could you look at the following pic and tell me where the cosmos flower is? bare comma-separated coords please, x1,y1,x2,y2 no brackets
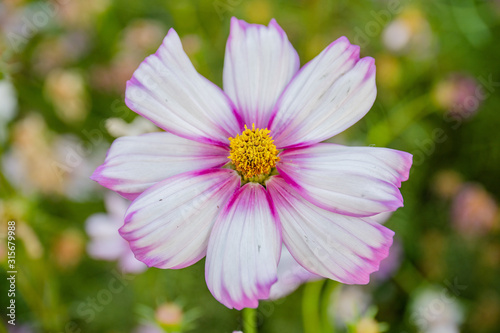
91,18,412,309
85,192,147,274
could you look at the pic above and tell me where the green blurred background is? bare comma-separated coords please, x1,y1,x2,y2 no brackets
1,0,500,332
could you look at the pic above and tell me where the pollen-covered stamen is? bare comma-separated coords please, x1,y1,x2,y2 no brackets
228,124,280,180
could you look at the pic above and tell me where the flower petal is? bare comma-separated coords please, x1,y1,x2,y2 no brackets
269,37,376,148
277,143,412,217
223,18,299,128
120,169,240,269
125,29,242,146
269,246,321,300
267,176,394,284
205,183,281,310
91,132,230,200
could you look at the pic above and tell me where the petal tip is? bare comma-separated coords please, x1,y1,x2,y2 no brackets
268,18,283,32
89,165,103,183
360,56,376,78
165,27,180,40
230,17,247,32
337,35,350,44
90,164,114,189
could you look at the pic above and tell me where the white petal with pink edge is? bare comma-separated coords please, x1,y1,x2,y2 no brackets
119,169,240,269
125,29,242,146
205,183,281,310
277,143,412,217
90,132,230,200
223,18,299,128
269,37,376,148
267,176,394,285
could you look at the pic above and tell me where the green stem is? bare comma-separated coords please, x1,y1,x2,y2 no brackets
242,307,257,333
321,280,339,333
302,280,324,333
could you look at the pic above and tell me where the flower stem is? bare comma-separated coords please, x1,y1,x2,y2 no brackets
321,280,339,333
242,307,257,333
302,280,324,333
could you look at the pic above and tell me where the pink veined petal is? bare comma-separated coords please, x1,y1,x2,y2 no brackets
267,176,395,285
268,37,376,149
120,169,240,269
223,17,300,128
277,143,413,217
90,132,230,200
205,183,281,310
269,245,321,300
125,28,242,146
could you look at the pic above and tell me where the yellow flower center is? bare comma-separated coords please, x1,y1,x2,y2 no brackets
228,124,280,181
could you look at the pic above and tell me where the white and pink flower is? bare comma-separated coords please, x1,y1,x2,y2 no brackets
91,18,412,309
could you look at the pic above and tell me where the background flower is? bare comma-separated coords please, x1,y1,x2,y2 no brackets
85,192,147,274
0,79,17,143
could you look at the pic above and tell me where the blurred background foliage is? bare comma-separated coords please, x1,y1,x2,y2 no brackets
1,0,500,332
